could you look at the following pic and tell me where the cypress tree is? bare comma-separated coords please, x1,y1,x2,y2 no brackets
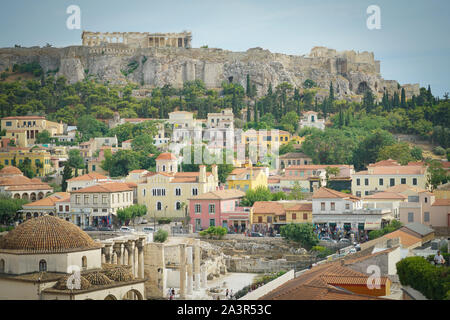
400,88,406,108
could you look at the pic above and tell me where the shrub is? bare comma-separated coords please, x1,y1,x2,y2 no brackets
396,256,450,300
158,218,172,225
199,226,227,239
154,229,168,243
433,146,446,156
311,245,334,258
368,220,402,240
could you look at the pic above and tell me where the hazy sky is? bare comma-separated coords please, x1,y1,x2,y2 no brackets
1,0,449,96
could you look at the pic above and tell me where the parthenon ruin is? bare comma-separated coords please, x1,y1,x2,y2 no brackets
81,31,192,48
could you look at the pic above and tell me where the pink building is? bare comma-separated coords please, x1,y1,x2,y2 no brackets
189,189,251,232
399,189,450,227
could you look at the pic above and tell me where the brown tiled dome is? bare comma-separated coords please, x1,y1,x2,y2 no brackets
54,275,91,290
0,166,23,176
0,215,102,253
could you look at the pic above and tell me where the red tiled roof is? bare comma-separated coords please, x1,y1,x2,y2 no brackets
252,201,285,215
71,182,132,193
312,187,360,201
432,199,450,206
156,153,177,160
66,173,108,182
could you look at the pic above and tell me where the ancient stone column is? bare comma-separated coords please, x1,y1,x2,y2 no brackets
137,237,145,279
179,244,186,299
186,247,193,295
194,239,201,290
126,240,135,276
201,264,207,289
104,243,113,264
113,241,124,265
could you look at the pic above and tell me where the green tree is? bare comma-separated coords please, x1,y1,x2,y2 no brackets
18,158,34,178
280,223,319,249
67,149,85,170
288,181,305,200
240,186,273,207
61,164,73,192
35,130,52,144
0,193,28,224
154,229,169,243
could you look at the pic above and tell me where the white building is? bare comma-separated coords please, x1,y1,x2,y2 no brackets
312,187,393,233
299,111,325,130
0,215,145,300
67,172,110,191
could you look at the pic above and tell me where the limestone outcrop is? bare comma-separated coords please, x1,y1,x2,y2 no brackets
0,45,420,100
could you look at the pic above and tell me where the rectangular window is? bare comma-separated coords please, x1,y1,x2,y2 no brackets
345,204,350,210
408,212,414,223
365,178,369,186
401,178,406,184
209,219,215,227
303,213,308,220
93,195,98,204
195,204,201,213
192,188,198,196
292,213,296,220
258,216,263,223
59,205,63,212
209,204,215,214
424,212,430,222
5,121,11,126
102,195,107,204
425,197,428,203
365,191,369,196
379,178,383,186
413,178,417,186
390,178,395,186
84,195,89,204
76,196,80,204
356,178,360,186
356,191,361,197
65,205,69,212
321,202,325,211
331,202,335,211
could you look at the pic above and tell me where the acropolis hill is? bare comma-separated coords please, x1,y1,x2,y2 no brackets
0,31,419,100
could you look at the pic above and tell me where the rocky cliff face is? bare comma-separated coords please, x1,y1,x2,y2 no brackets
0,45,419,100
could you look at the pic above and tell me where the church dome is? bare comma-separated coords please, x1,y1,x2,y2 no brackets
0,215,102,254
0,166,23,176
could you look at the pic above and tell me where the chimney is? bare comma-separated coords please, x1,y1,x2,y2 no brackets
212,164,218,182
199,165,206,183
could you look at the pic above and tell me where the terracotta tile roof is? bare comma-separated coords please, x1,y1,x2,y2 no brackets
67,173,108,182
286,164,353,170
0,215,102,254
312,187,360,201
156,152,177,160
0,166,23,175
279,152,311,159
1,116,46,120
284,203,312,211
71,182,132,193
252,201,285,216
129,169,147,173
383,185,429,194
259,261,387,300
369,159,400,167
125,182,138,188
432,199,450,206
369,166,426,175
383,230,422,248
364,192,407,200
23,192,70,207
189,189,245,200
322,275,388,286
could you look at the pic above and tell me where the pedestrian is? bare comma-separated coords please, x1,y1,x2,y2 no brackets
172,288,176,297
230,289,233,300
226,288,229,298
434,251,446,266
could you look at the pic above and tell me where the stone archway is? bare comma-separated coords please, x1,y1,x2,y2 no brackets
30,193,36,201
33,212,39,218
46,192,52,197
104,294,117,300
14,193,21,199
122,289,143,300
38,192,44,200
22,193,29,200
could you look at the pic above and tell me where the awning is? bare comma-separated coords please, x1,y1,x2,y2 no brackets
364,219,381,230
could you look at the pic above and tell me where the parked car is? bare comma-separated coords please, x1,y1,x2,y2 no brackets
251,232,264,237
98,226,114,232
142,227,154,233
274,234,282,238
119,226,135,232
83,226,97,231
140,219,148,225
339,238,352,244
321,237,337,243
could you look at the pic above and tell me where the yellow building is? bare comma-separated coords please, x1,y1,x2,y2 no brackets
285,202,313,223
1,116,63,147
352,160,428,198
226,166,268,191
241,129,291,149
0,148,53,176
136,153,219,218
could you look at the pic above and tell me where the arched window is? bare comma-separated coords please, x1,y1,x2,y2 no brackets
176,202,181,210
39,259,47,272
0,259,5,273
157,202,162,211
82,256,87,269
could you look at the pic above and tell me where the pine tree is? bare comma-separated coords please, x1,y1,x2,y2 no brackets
329,81,335,102
246,74,251,97
246,102,251,122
